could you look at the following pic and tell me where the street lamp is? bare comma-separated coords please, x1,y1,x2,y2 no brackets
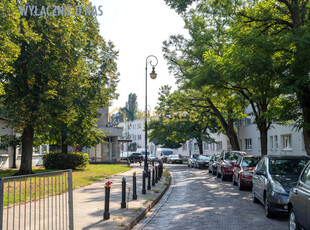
144,55,158,173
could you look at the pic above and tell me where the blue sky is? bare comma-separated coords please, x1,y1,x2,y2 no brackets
91,0,187,113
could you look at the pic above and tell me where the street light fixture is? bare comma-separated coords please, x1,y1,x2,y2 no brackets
144,55,158,173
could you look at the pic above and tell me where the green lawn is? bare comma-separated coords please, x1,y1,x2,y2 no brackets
0,164,132,206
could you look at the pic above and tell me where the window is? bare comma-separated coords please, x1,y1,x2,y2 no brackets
258,137,261,150
42,145,48,154
245,139,252,150
194,143,199,151
216,142,222,151
203,142,209,151
182,143,188,151
239,139,243,150
282,134,292,150
138,135,141,140
274,135,278,150
210,143,215,151
270,136,274,150
246,118,251,125
33,146,40,154
137,123,141,129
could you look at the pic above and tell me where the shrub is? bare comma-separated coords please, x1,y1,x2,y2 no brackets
43,151,89,170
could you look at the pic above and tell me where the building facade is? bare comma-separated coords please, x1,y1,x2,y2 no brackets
119,110,307,158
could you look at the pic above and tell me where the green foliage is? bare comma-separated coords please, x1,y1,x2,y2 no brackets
148,86,219,151
43,152,89,170
0,0,120,172
0,135,21,149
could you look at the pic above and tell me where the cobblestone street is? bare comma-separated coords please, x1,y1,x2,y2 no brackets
134,164,288,230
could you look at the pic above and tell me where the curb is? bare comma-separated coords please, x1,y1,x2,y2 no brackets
125,169,172,230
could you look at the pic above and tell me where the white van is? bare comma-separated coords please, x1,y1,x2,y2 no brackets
156,148,174,163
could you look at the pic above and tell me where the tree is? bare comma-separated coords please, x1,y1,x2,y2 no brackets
0,134,21,168
148,86,219,154
162,15,244,150
0,0,119,174
125,93,138,121
234,0,310,155
163,0,284,155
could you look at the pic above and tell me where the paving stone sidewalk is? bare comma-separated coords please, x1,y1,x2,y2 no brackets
73,163,170,230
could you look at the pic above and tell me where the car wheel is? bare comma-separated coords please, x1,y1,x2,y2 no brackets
198,165,201,169
208,168,212,174
289,208,300,230
212,168,216,175
221,169,226,181
264,194,274,218
238,177,244,190
232,175,237,185
188,164,190,167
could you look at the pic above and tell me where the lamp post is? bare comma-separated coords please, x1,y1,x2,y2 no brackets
144,55,158,173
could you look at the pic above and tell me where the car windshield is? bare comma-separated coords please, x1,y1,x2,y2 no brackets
269,159,308,175
163,151,173,156
141,151,150,155
242,158,261,167
198,156,211,160
225,153,239,160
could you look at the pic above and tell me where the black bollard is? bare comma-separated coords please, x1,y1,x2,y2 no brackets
155,166,158,183
121,177,126,208
132,172,137,200
147,170,151,190
159,164,162,180
142,171,146,194
152,168,155,186
104,181,112,220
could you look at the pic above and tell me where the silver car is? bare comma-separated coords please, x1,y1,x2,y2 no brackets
252,155,309,218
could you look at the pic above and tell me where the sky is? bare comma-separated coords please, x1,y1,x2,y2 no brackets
91,0,187,113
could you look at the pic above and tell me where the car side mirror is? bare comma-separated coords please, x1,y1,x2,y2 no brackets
255,170,265,176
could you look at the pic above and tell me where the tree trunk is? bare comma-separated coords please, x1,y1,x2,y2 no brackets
206,98,240,150
61,130,68,154
259,122,268,155
16,126,34,175
302,106,310,156
297,90,310,156
198,140,203,155
12,146,17,168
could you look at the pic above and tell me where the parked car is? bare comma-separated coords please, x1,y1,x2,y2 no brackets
288,160,310,230
209,154,220,175
188,154,199,168
167,154,183,164
195,155,211,169
217,151,246,181
136,148,150,160
252,155,309,218
120,151,133,160
128,152,144,163
232,155,262,190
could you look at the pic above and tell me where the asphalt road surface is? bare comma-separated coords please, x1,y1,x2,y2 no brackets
133,164,288,230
